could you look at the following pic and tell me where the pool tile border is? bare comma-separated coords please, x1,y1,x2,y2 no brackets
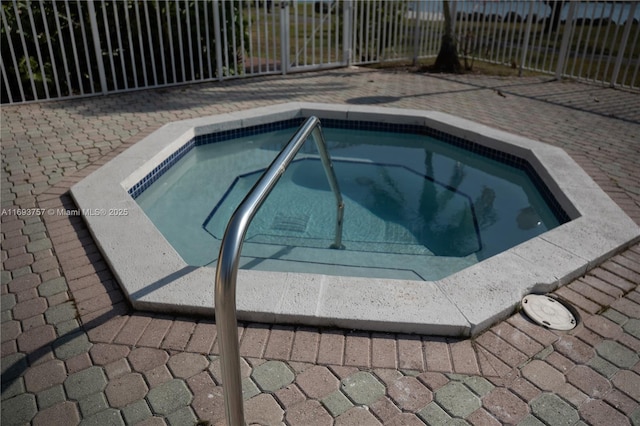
70,103,640,336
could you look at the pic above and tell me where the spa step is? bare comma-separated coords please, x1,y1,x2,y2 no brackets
238,240,478,282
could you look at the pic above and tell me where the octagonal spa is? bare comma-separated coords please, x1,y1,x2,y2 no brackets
71,103,640,336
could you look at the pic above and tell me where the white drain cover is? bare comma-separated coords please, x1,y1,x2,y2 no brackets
521,295,576,330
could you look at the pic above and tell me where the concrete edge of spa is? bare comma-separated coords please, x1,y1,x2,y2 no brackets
70,102,640,337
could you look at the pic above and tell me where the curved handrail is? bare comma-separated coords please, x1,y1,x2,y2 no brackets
214,116,344,425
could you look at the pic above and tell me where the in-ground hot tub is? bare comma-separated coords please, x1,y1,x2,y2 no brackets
71,103,640,336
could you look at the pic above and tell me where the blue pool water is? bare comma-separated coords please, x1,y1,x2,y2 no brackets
134,122,565,281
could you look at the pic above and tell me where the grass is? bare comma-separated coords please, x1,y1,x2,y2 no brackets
238,4,637,87
450,20,639,86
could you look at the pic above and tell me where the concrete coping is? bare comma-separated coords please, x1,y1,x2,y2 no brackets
70,102,640,336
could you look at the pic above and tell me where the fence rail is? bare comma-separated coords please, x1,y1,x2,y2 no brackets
2,0,638,104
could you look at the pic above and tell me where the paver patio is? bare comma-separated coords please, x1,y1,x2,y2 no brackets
2,67,640,425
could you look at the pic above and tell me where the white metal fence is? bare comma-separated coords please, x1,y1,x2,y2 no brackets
2,0,638,104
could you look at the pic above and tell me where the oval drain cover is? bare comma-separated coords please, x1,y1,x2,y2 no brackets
521,295,576,330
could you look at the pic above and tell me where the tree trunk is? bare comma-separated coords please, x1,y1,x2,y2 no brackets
543,1,564,34
432,0,462,73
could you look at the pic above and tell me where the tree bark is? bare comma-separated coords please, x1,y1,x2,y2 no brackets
543,0,565,34
432,0,462,73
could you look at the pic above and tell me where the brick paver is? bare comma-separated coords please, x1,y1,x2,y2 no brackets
296,366,339,399
104,373,148,408
2,68,639,425
146,379,192,416
251,360,295,392
31,401,80,426
244,393,284,425
566,365,611,398
285,400,333,426
482,387,529,424
167,352,209,379
553,334,597,364
23,359,66,393
596,340,640,369
581,399,631,426
387,376,432,412
340,371,385,406
127,347,169,372
612,370,640,401
434,381,481,418
521,359,566,392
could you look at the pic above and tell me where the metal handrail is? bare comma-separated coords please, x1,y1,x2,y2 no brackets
214,116,344,425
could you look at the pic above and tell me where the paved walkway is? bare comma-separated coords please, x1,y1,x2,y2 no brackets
2,67,640,425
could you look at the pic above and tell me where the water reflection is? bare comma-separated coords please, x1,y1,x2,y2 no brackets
517,206,542,230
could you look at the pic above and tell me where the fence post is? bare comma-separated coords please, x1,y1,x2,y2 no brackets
342,0,352,66
555,0,576,80
610,2,637,88
280,1,290,74
86,0,108,94
519,1,535,77
412,1,421,66
213,0,224,81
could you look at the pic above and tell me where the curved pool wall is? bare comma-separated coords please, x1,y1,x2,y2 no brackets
70,103,640,336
